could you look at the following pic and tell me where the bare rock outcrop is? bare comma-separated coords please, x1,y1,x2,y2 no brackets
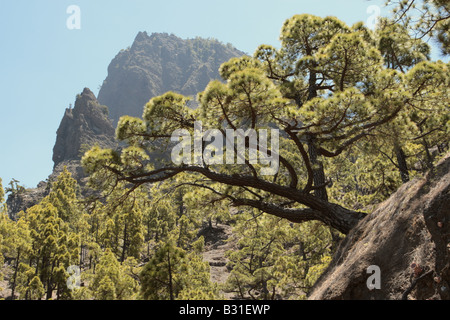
52,87,116,168
309,153,450,300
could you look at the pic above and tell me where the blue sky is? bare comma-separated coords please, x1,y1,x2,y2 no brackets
0,0,443,189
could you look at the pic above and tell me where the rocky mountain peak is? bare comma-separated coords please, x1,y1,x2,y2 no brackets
134,31,150,42
73,87,97,112
52,88,116,169
97,32,245,124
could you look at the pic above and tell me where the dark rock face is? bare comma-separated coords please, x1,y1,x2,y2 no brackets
52,88,116,168
97,32,245,124
309,153,450,300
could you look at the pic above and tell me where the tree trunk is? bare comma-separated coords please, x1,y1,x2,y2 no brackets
10,250,21,300
208,217,213,230
308,139,328,201
79,244,84,270
316,202,366,235
46,276,52,300
233,197,365,235
167,251,174,301
305,68,329,201
120,159,368,235
394,142,410,183
422,137,434,169
45,260,56,300
121,223,128,263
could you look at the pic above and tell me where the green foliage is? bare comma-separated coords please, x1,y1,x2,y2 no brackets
90,249,139,300
377,18,430,71
2,10,448,301
25,201,79,299
15,264,45,300
387,0,450,55
87,183,146,262
224,213,333,299
0,178,4,204
0,170,82,300
46,167,81,227
140,238,186,300
5,179,25,196
0,199,6,287
77,12,448,302
89,13,445,221
140,236,219,300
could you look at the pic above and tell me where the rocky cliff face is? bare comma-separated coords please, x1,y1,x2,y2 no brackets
52,88,116,168
97,32,245,124
309,153,450,300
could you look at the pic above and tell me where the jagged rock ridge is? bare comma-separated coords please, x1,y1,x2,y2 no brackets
97,31,245,124
52,87,116,168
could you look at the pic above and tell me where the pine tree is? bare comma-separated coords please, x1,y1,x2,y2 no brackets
25,202,78,299
142,183,202,257
0,178,4,206
20,169,84,299
78,12,449,301
90,248,139,300
388,0,450,55
94,183,145,262
27,276,45,300
0,179,6,290
82,14,447,235
46,167,81,227
1,216,32,299
0,170,88,300
224,212,333,299
140,236,217,300
140,237,187,300
14,263,44,300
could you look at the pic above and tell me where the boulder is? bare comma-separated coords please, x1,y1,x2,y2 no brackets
309,153,450,300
